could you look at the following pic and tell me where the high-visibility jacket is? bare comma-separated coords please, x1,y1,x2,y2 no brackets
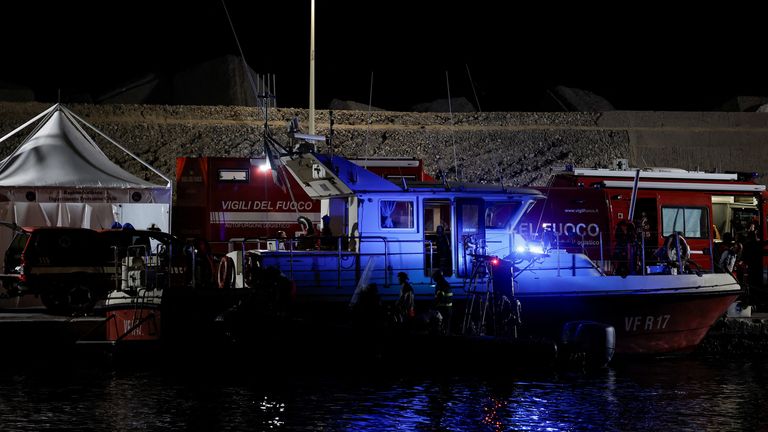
436,288,453,308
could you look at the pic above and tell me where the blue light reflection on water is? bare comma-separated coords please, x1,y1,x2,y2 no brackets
0,356,767,431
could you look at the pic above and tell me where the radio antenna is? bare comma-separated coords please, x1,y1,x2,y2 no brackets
365,71,374,160
446,71,459,181
221,0,267,113
465,64,482,112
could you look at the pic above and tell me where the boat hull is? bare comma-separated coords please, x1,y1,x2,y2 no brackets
104,308,161,342
514,274,741,355
102,290,163,342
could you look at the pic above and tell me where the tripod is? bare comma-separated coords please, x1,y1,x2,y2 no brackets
461,254,522,338
461,254,497,336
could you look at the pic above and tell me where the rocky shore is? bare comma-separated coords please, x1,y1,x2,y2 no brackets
697,314,768,356
2,102,768,189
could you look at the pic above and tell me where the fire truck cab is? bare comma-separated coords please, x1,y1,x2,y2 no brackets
519,164,767,286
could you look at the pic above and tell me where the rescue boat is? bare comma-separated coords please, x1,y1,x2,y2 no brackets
221,127,742,356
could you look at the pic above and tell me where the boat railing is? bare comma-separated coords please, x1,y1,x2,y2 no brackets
508,250,602,280
533,229,712,277
107,243,174,293
214,235,443,292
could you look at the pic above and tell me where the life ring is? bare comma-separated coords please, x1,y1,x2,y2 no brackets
217,256,235,289
664,234,690,263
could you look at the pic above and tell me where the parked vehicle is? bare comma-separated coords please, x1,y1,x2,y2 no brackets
0,224,113,313
0,224,194,315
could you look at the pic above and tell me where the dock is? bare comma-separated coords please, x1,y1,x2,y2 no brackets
0,312,106,351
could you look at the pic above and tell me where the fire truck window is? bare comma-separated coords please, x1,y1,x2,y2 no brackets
731,208,759,240
380,200,414,229
661,207,708,239
218,169,249,182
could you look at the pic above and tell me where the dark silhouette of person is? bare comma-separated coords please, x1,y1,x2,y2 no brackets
354,283,384,329
718,241,743,274
435,225,452,276
297,216,317,250
541,224,556,251
320,215,334,250
395,272,415,325
613,220,638,276
433,270,453,335
742,230,762,289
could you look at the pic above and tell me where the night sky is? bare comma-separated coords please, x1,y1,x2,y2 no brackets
2,2,765,112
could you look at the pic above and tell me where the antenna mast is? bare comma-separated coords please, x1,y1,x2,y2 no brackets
309,0,316,134
446,71,459,181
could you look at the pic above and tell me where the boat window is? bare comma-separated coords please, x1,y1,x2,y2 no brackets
485,202,522,229
661,206,708,238
380,200,414,229
461,205,480,234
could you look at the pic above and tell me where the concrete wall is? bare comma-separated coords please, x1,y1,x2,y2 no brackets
1,102,767,187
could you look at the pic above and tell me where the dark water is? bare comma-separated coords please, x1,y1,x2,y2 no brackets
1,355,767,431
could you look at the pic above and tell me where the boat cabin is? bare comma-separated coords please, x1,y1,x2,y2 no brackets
242,153,543,303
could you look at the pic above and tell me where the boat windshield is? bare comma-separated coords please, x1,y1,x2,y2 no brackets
485,202,523,229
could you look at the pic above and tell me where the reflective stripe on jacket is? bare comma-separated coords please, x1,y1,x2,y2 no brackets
436,290,453,308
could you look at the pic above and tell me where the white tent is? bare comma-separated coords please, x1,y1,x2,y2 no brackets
0,104,172,270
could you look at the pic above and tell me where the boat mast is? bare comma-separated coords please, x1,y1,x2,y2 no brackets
309,0,316,135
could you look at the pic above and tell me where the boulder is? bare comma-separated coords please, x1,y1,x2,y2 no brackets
411,97,476,113
544,86,614,112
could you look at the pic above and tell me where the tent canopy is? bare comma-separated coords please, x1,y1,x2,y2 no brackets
0,104,171,235
0,104,170,204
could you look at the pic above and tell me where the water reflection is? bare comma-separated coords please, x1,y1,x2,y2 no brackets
0,356,766,431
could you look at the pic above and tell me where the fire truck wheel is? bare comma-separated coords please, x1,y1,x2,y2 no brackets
217,256,235,289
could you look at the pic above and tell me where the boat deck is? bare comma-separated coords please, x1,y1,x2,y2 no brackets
0,312,105,323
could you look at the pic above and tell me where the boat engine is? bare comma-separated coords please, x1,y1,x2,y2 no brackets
560,320,616,369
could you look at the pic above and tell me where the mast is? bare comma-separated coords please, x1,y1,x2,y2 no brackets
309,0,316,135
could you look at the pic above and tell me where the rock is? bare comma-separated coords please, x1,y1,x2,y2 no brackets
329,99,385,111
0,82,35,102
721,96,768,112
411,97,476,113
171,55,266,106
544,86,614,112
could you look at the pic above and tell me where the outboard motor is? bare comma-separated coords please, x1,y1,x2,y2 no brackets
561,321,615,369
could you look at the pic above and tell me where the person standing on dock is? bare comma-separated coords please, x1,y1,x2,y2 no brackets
433,270,453,335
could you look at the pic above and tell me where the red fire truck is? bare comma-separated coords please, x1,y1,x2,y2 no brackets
173,156,433,253
518,165,767,285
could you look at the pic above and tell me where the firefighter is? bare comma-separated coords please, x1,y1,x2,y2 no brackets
433,270,453,335
435,225,452,276
613,220,638,276
395,272,415,325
